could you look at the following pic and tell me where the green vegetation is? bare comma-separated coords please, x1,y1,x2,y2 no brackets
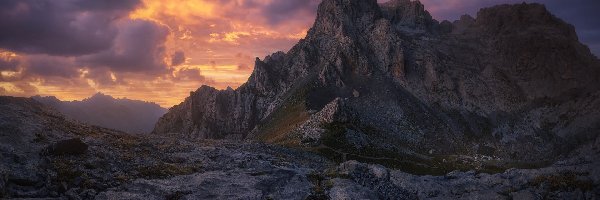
256,101,309,146
255,82,313,146
315,122,552,175
316,122,449,175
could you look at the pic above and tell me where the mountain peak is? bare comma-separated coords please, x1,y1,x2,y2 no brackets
309,0,382,37
90,92,111,98
87,92,115,103
474,3,577,40
380,0,437,32
380,0,421,7
310,0,437,37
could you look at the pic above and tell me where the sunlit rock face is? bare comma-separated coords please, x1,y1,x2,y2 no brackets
154,0,600,171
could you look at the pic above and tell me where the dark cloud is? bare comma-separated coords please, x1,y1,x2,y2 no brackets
171,51,186,66
79,20,170,74
262,0,320,25
25,55,79,78
0,0,141,56
72,0,141,11
175,68,206,81
0,56,19,71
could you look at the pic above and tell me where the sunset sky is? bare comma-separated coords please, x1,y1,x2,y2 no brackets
1,0,598,107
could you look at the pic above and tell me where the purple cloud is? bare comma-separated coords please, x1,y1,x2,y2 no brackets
79,20,170,74
171,51,186,66
262,0,321,25
0,56,19,71
25,55,79,78
0,0,141,56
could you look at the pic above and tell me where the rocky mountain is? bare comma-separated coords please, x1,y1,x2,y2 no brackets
34,93,167,134
154,0,600,174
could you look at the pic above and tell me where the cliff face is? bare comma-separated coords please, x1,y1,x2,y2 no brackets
154,0,600,169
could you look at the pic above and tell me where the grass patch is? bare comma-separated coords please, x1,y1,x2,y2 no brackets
316,122,449,175
255,82,313,146
257,101,309,145
314,122,553,175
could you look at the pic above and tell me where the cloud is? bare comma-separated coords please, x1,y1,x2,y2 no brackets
0,59,19,71
171,51,186,66
10,81,38,96
0,51,19,71
237,63,251,71
82,68,121,87
175,68,207,81
0,0,141,56
24,55,79,78
73,0,141,11
79,19,170,74
261,0,320,25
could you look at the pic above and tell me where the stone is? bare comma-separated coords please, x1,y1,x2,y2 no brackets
45,138,88,156
328,178,378,200
510,189,537,200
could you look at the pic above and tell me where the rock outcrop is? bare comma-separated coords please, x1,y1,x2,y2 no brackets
44,138,88,156
154,0,600,173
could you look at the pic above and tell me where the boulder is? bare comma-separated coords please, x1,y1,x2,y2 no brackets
46,138,88,156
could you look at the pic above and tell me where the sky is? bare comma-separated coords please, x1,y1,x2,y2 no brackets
0,0,598,108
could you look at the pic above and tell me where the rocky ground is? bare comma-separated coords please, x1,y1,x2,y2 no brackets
1,96,599,199
0,96,332,199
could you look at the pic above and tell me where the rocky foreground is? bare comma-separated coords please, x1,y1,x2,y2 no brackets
1,96,599,199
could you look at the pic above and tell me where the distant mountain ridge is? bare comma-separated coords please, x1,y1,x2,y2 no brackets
33,93,167,133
